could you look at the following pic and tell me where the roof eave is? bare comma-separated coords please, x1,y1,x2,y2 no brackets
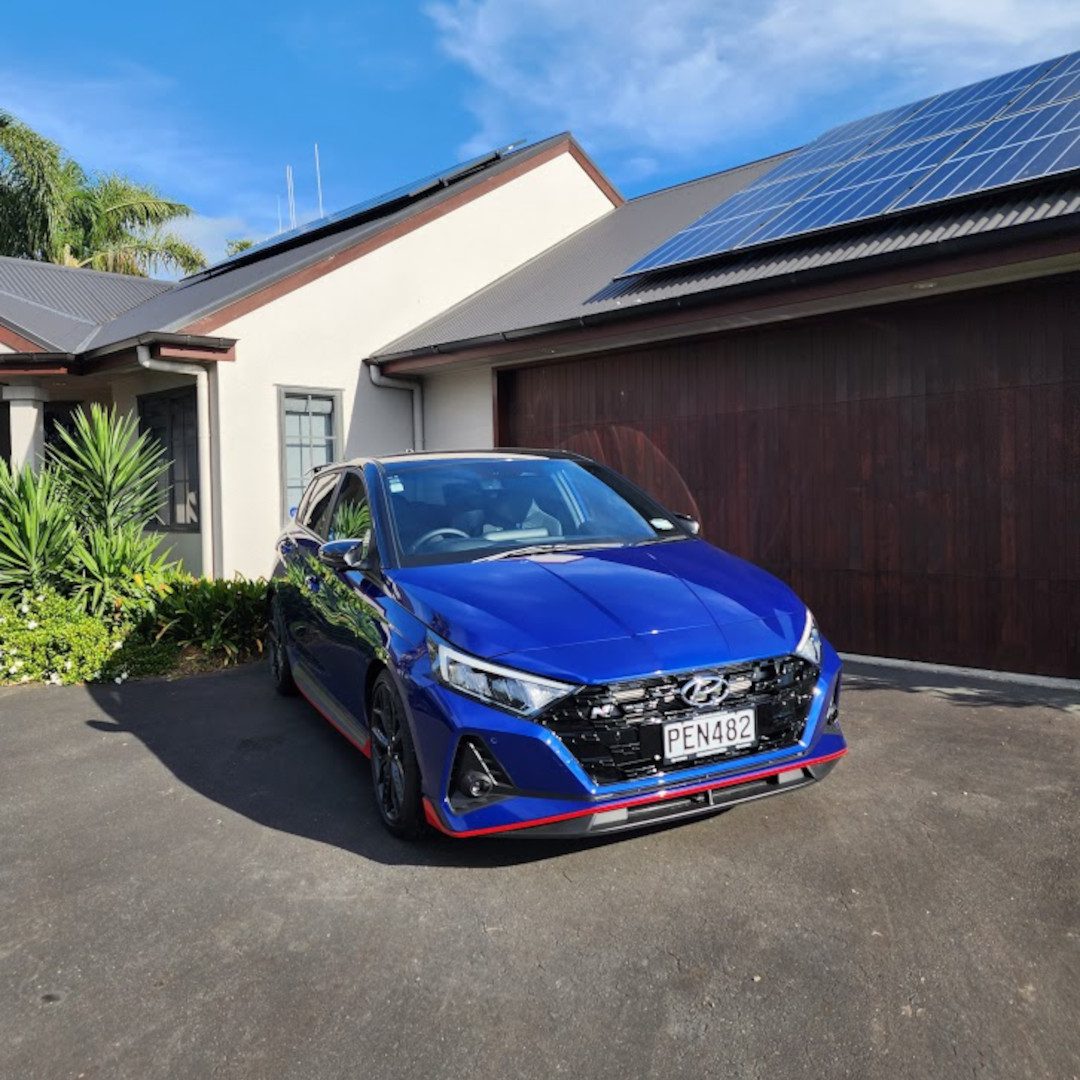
374,217,1080,373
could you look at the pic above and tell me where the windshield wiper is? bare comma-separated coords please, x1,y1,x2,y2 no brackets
475,541,625,562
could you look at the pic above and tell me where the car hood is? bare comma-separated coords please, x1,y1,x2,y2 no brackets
388,541,807,683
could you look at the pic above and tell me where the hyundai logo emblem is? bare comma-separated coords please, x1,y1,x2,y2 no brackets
680,674,730,707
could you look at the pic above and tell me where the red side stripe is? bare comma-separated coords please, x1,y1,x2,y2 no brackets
424,747,848,838
296,683,371,758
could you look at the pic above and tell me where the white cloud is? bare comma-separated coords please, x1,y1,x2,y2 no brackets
427,0,1080,166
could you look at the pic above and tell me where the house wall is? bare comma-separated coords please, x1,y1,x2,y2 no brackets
423,366,496,450
211,150,614,577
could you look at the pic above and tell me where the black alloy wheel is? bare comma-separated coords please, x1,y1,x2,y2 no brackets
369,671,425,839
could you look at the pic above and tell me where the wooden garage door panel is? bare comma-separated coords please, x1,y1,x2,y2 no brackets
497,274,1080,677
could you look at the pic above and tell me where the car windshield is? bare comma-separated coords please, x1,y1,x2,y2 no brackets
379,456,688,567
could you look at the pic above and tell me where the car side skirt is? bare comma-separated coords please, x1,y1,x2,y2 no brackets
423,747,848,838
293,659,372,758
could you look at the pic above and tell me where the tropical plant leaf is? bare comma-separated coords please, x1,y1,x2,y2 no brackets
48,403,170,534
0,461,76,597
63,523,174,619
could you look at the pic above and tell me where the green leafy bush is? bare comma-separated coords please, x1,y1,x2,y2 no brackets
0,591,118,685
48,403,169,534
64,524,173,620
0,462,76,598
154,575,268,664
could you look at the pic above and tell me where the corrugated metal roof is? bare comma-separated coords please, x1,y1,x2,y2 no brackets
0,257,172,351
374,153,791,358
374,180,1080,359
85,135,579,351
0,135,587,355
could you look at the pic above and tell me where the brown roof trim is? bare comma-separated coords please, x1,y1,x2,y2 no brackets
179,137,623,337
153,343,236,362
0,367,74,376
378,231,1080,374
0,321,46,353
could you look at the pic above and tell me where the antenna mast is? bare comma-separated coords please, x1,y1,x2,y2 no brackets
314,143,325,218
285,165,297,228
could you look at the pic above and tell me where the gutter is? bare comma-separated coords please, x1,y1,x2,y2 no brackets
372,202,1080,367
85,331,236,359
365,360,424,451
136,344,215,578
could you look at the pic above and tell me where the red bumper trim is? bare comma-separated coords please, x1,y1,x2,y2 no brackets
424,746,848,838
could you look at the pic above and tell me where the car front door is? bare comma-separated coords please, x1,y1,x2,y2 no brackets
278,469,342,674
305,468,386,726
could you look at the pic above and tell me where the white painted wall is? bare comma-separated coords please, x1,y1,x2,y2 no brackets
211,150,614,577
423,366,496,450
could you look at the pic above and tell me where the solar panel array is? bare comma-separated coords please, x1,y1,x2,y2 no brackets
622,51,1080,278
205,149,503,274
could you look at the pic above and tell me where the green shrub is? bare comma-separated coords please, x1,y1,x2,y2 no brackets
154,575,268,664
0,462,76,598
0,591,117,685
64,523,174,621
48,403,169,534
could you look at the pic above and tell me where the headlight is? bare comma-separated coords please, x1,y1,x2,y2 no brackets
429,638,575,716
795,609,822,666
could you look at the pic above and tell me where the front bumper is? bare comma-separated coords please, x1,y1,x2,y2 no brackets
409,643,847,839
423,748,845,838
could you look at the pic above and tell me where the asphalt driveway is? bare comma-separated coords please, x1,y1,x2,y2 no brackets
1,661,1076,1080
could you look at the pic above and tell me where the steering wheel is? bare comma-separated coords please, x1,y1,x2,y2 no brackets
411,527,471,552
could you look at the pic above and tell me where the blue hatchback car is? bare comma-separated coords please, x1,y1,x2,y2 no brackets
269,450,846,840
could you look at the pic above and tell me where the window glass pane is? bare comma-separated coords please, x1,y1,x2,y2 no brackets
282,392,338,526
138,387,199,531
329,472,371,541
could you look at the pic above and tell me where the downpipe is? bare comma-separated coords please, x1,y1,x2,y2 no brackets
135,344,215,577
365,361,424,452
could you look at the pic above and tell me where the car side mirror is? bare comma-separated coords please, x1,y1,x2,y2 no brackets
673,512,701,536
318,534,374,571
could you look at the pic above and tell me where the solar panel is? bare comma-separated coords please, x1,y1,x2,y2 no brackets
201,149,503,275
621,50,1080,278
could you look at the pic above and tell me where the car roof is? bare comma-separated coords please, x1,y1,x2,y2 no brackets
317,448,583,471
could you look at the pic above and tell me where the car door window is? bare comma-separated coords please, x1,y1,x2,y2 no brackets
300,471,340,539
329,470,373,542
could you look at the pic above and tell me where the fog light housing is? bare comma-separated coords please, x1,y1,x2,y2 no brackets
449,737,513,811
826,676,841,727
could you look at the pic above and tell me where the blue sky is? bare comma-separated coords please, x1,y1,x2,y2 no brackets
4,1,1078,268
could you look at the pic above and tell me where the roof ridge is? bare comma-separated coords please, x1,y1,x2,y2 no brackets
0,254,174,289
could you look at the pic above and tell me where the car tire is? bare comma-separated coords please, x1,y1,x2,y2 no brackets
368,671,426,840
268,592,298,697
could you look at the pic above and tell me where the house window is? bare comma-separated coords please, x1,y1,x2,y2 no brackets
44,401,81,448
138,386,199,531
280,389,341,523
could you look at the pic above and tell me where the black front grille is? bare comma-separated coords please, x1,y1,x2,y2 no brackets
538,656,818,785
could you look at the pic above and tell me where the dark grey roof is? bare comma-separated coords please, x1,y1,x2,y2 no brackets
0,257,172,352
86,135,580,351
374,173,1080,360
0,135,590,357
373,153,791,358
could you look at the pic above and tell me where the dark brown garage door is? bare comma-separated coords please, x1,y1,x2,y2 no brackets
496,273,1080,677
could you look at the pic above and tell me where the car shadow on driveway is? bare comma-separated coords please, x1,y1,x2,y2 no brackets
83,664,650,870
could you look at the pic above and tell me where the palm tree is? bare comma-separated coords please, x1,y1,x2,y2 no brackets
0,111,205,276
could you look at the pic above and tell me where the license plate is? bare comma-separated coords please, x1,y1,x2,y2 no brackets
662,708,756,763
